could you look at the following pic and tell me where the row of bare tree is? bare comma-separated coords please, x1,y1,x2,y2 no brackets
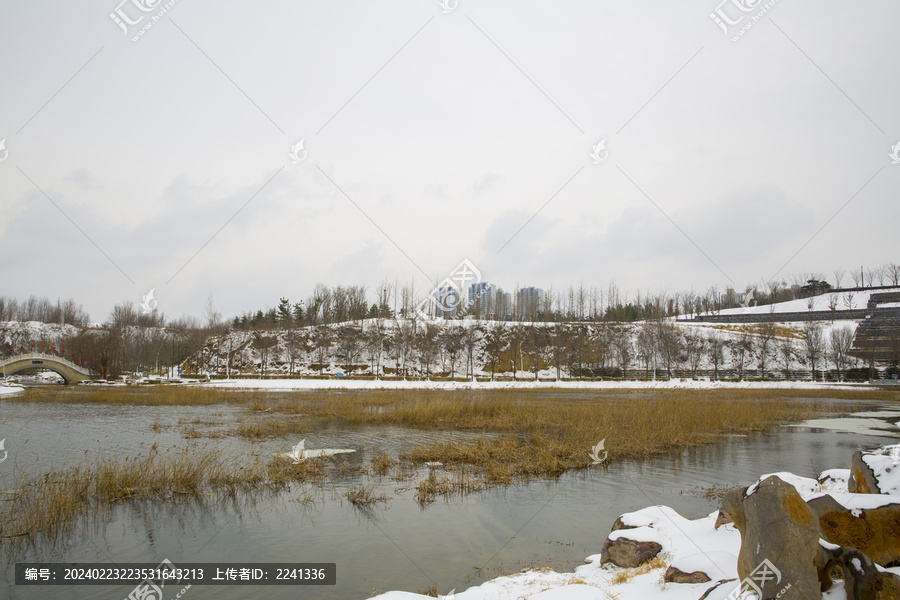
0,295,89,326
191,317,869,382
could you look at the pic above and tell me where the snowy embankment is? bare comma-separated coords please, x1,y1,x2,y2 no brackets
0,384,24,395
204,377,873,392
713,287,900,316
369,467,900,600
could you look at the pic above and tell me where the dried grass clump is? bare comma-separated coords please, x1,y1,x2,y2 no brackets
345,484,390,506
371,452,396,476
0,447,332,540
608,556,668,585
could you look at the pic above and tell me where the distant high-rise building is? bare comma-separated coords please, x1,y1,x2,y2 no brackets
496,290,513,319
435,286,460,318
468,282,497,317
518,287,544,319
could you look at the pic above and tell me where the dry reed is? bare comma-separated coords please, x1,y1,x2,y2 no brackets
12,385,269,406
0,446,329,540
345,484,390,505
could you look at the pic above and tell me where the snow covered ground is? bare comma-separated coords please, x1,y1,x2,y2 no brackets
0,384,24,395
713,287,900,316
368,464,900,600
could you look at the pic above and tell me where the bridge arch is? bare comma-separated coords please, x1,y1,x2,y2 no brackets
0,353,97,384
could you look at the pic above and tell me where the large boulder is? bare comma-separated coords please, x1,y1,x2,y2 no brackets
819,541,900,600
663,565,710,583
599,537,662,568
808,493,900,568
720,475,823,599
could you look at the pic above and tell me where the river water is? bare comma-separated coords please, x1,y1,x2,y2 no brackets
1,390,898,600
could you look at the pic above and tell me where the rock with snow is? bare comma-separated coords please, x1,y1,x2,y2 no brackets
850,447,900,495
808,492,900,568
820,468,852,493
600,537,662,569
819,542,900,600
663,565,710,584
600,506,739,582
721,475,823,599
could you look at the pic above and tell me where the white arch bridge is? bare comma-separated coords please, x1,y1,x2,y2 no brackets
0,352,97,383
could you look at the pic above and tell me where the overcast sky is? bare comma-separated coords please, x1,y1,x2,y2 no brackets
0,0,897,322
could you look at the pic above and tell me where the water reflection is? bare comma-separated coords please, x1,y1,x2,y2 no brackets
0,394,897,600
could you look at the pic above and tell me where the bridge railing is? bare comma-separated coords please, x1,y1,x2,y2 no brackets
0,352,96,376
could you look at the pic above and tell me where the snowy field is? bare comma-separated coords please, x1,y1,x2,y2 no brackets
713,287,900,316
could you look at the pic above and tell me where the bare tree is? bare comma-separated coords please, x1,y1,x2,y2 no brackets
336,325,363,372
830,326,854,381
654,320,683,379
827,294,839,322
779,335,794,379
637,322,657,379
439,325,465,379
832,268,845,289
683,328,706,378
548,323,569,380
843,290,855,311
729,328,754,380
613,325,632,379
461,324,482,380
310,325,334,376
204,294,221,330
865,267,877,288
504,326,525,381
755,320,777,377
523,325,548,380
365,318,387,378
803,322,826,381
416,323,441,380
480,322,505,382
888,263,900,286
706,331,726,380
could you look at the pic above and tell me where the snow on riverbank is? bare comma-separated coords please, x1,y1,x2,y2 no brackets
203,377,873,392
368,465,900,600
0,384,24,395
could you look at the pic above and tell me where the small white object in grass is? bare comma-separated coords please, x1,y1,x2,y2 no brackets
287,439,306,463
425,461,443,468
589,439,607,465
